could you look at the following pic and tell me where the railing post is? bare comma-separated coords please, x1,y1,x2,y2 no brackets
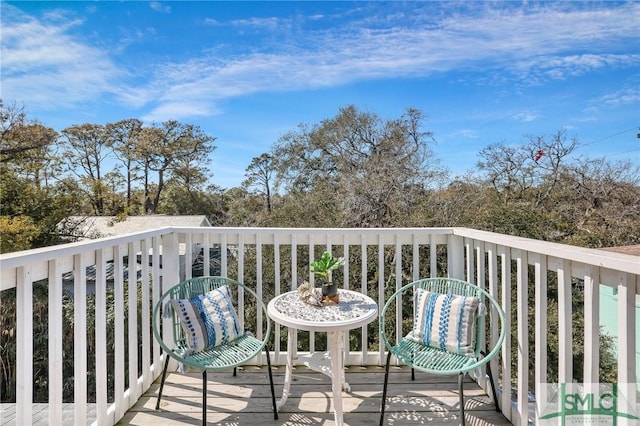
161,233,180,373
447,234,464,279
617,272,638,407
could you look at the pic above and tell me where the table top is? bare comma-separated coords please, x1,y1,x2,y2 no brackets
267,289,378,332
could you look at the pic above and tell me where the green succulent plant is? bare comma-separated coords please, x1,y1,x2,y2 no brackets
310,251,345,284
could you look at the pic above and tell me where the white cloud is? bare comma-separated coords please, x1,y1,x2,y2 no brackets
149,2,171,14
511,112,540,123
452,129,479,139
1,5,121,110
2,1,638,120
583,85,640,117
229,17,283,30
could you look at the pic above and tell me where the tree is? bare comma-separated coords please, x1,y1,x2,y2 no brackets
560,157,640,247
135,121,216,214
0,100,57,165
0,216,40,252
0,100,60,189
243,153,276,213
61,123,112,215
527,129,577,206
105,119,143,211
477,129,577,207
273,105,442,227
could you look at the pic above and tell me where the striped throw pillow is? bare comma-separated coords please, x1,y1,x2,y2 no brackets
170,285,242,353
407,289,479,356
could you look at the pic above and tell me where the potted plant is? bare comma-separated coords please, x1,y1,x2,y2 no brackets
310,251,345,298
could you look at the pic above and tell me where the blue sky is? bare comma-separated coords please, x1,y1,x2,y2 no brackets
2,1,639,189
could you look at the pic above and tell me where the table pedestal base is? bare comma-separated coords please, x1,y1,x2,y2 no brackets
277,329,349,426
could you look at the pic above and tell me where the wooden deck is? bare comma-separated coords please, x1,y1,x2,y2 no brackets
0,365,510,425
119,365,510,425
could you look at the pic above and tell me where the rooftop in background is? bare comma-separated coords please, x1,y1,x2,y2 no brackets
62,215,211,240
600,245,640,257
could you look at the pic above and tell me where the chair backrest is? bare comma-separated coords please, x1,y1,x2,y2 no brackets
153,276,270,352
381,277,505,360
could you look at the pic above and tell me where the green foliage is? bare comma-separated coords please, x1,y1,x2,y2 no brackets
0,215,40,252
310,251,345,282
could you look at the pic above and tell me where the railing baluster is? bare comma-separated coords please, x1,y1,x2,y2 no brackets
557,258,573,383
184,233,193,280
127,242,139,404
113,246,125,420
74,254,88,425
291,233,298,360
48,260,63,425
95,249,108,425
343,241,352,361
255,233,262,342
16,266,33,425
378,236,385,363
534,253,548,421
487,243,500,406
221,233,228,277
273,233,282,359
308,240,315,354
140,239,152,391
583,265,599,384
515,249,529,425
394,235,402,355
361,234,369,363
151,236,162,374
499,246,513,421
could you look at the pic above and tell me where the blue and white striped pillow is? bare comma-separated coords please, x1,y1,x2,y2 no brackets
170,285,242,353
407,289,479,356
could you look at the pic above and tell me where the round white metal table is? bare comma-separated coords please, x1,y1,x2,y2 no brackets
267,289,378,426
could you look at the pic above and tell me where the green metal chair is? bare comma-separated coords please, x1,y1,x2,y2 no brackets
379,277,506,426
152,276,278,425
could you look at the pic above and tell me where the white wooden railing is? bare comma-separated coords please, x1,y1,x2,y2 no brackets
0,227,638,425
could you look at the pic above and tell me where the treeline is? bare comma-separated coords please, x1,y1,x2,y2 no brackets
1,100,639,253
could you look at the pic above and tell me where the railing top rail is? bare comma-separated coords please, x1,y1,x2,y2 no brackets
0,227,455,264
453,227,640,275
0,228,174,268
1,226,637,275
169,226,457,234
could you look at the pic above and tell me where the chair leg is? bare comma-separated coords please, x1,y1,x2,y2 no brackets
411,351,415,381
155,353,171,410
458,372,465,426
202,370,207,426
233,366,237,377
379,351,392,426
265,346,279,420
486,360,500,412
